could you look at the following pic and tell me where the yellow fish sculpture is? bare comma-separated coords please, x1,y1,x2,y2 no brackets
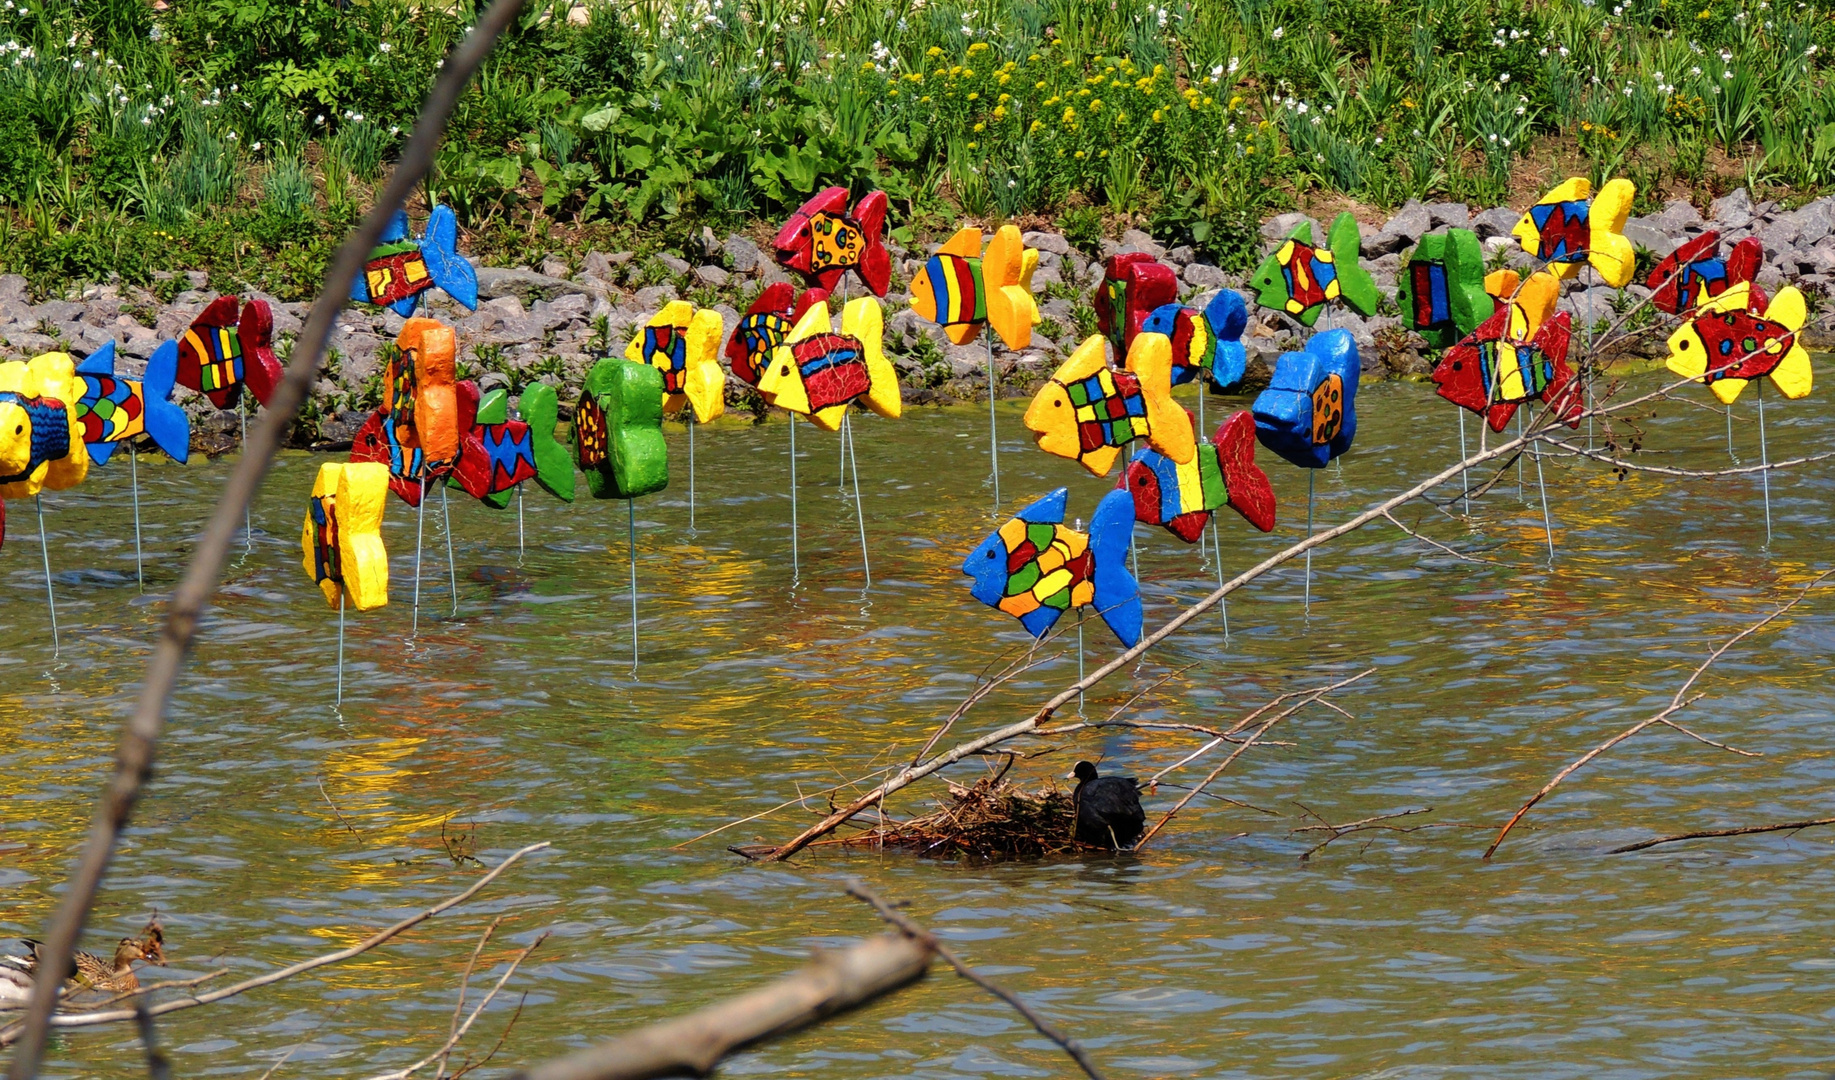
1665,282,1813,404
0,352,90,499
301,461,391,611
756,296,901,432
624,300,726,423
1023,334,1194,477
1511,177,1637,286
908,224,1041,349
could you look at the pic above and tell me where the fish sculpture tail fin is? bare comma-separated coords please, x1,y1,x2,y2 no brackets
841,296,901,421
1726,237,1764,292
1124,331,1195,466
1536,312,1585,429
1087,488,1143,648
519,382,576,502
1215,410,1275,532
1587,178,1637,288
76,341,122,466
727,282,799,385
684,307,728,423
421,204,479,311
1327,212,1380,317
984,225,1039,351
1645,230,1721,314
238,299,282,407
1201,288,1248,391
1444,228,1495,338
142,338,190,463
1761,284,1815,400
853,190,891,297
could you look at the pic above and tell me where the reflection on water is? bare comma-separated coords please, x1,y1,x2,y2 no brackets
2,365,1834,1078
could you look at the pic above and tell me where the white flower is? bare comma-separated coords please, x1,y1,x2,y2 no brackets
252,141,262,151
379,41,391,53
314,113,324,122
1228,56,1239,74
1499,72,1510,82
1271,25,1284,39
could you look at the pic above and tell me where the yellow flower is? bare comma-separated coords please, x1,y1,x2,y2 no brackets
1091,98,1102,110
1062,59,1073,67
969,41,989,53
861,60,876,71
1229,94,1243,108
950,65,963,76
1153,63,1165,75
998,92,1011,103
927,46,944,57
921,95,932,103
1029,119,1043,132
1029,53,1041,62
1152,108,1164,122
1036,80,1047,89
1062,106,1076,122
993,105,1006,119
1402,97,1416,108
964,68,975,78
1202,96,1212,105
967,140,977,149
968,91,979,100
974,121,985,131
1074,150,1086,158
888,88,898,97
1077,87,1091,97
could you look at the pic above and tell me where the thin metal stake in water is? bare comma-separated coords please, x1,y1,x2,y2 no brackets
128,439,144,591
1532,431,1555,560
1515,411,1525,499
1757,382,1773,546
1304,469,1315,617
1457,408,1471,517
517,482,525,565
239,401,252,553
36,494,57,657
441,484,457,616
986,334,1000,514
1585,267,1596,450
688,417,697,535
1197,383,1208,570
628,498,640,673
336,590,346,707
1210,517,1228,639
1726,400,1737,462
788,415,800,584
1076,612,1085,717
412,478,427,635
846,413,871,588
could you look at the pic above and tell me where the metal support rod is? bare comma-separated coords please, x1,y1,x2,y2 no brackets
517,481,525,565
1457,408,1470,517
239,402,251,552
412,478,426,635
1726,400,1737,462
846,413,871,588
129,440,144,591
441,483,457,616
36,494,57,658
336,589,346,707
986,333,1000,515
1757,382,1772,546
789,415,799,585
1304,468,1315,617
628,498,639,673
1533,432,1555,561
688,416,697,535
1210,516,1228,640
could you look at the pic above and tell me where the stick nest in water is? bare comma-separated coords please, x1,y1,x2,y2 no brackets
844,776,1085,859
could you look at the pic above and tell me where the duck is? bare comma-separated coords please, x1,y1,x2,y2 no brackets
0,929,165,1001
1070,760,1146,850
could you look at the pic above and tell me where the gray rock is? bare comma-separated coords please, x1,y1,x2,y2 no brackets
476,267,576,303
581,250,616,279
1368,201,1430,256
35,299,82,324
695,264,730,287
656,253,693,277
1024,231,1071,256
1261,212,1316,241
946,343,985,378
723,235,763,274
1796,239,1835,276
1424,202,1470,228
1796,199,1835,247
759,263,792,289
1184,263,1229,289
118,325,161,359
1622,219,1675,257
635,284,678,309
1165,245,1195,266
1030,264,1064,290
1040,298,1075,324
1648,198,1704,234
0,275,27,305
1711,188,1753,229
540,257,572,280
1759,221,1799,262
1470,206,1521,239
316,410,369,446
1119,229,1164,258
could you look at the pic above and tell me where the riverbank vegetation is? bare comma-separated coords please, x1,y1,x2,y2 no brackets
2,0,1833,296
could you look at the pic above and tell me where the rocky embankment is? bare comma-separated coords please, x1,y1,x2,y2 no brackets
0,186,1826,453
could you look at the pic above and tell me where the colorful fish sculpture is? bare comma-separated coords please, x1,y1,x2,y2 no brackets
1095,253,1178,356
1251,329,1360,469
1121,409,1276,539
302,461,390,611
350,204,480,316
1024,333,1193,477
725,283,829,387
1665,281,1812,404
575,358,668,500
516,382,576,503
1250,212,1379,326
773,187,891,297
74,340,190,465
962,486,1143,647
350,318,461,507
1483,269,1521,302
624,301,726,423
449,381,538,509
0,352,90,499
908,225,1041,349
1646,231,1764,316
176,295,282,410
1396,228,1495,349
1138,289,1249,391
1511,177,1637,286
1432,272,1582,433
756,296,901,433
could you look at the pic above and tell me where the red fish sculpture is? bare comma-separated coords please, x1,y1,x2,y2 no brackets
1094,254,1178,356
1645,231,1763,316
1120,410,1276,540
724,282,830,387
1432,273,1582,432
773,187,890,297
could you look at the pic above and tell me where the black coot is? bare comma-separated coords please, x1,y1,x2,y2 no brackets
1071,760,1145,849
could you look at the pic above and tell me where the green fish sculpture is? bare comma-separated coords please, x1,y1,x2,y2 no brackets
1249,211,1379,327
573,359,668,500
1395,227,1495,349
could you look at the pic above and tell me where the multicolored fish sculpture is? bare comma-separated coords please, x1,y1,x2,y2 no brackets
449,381,538,509
962,486,1143,647
1250,212,1379,326
1432,272,1582,432
756,297,901,433
350,318,461,507
74,340,190,465
1095,253,1178,356
177,295,282,409
908,225,1041,349
1251,329,1361,469
1511,177,1637,286
624,301,726,422
1138,289,1249,391
773,187,891,297
725,283,829,387
302,461,390,611
575,357,668,500
1665,281,1813,404
1396,228,1495,349
516,382,576,502
1646,231,1764,316
1024,333,1193,477
350,205,480,316
0,352,90,500
1120,410,1276,539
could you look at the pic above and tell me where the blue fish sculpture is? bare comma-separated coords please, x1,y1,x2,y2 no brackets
1140,288,1249,392
1251,329,1360,470
74,340,190,465
349,204,480,317
961,487,1142,647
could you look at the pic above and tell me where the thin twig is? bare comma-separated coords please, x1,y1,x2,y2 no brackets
4,4,532,1075
1608,817,1835,854
843,881,1109,1080
319,779,360,838
1540,437,1835,477
1485,571,1833,859
1381,510,1516,566
357,932,548,1080
435,916,505,1080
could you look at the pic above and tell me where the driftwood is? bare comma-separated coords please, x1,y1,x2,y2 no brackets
1608,817,1835,854
508,934,933,1080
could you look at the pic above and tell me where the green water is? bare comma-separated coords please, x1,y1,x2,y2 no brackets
3,368,1834,1079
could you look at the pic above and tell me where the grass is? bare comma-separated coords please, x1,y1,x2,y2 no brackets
1,0,1833,297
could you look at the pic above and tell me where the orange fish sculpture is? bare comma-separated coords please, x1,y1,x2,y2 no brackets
908,225,1040,349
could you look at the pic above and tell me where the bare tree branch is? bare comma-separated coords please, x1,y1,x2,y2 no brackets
358,931,547,1080
1608,817,1835,854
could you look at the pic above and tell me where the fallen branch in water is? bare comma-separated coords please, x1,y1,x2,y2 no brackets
1485,571,1833,860
843,880,1109,1080
359,924,548,1080
1608,817,1835,854
0,842,548,1046
508,933,933,1080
